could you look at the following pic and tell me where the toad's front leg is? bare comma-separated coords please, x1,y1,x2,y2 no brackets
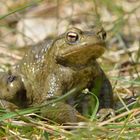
40,78,87,123
92,69,115,120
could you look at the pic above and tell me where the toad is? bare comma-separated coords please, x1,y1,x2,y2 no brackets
0,27,113,123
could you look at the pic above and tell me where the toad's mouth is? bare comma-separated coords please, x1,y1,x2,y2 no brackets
56,42,106,66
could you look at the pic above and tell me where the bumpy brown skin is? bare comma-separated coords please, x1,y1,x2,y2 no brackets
0,27,113,123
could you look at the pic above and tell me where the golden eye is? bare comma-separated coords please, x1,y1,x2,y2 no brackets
66,32,79,43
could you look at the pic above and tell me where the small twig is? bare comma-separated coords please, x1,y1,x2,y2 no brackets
98,108,140,127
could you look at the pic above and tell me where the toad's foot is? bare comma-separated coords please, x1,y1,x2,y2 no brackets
97,108,115,121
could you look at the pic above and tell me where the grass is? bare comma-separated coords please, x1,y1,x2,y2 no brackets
1,105,140,139
0,0,140,139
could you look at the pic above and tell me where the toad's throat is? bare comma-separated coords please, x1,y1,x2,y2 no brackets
59,42,105,57
56,42,106,66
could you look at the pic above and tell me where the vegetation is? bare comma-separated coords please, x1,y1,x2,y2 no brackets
0,0,140,139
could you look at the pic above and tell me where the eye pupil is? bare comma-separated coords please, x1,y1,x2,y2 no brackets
67,32,79,43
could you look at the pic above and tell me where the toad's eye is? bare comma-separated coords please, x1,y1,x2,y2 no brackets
102,31,106,40
98,30,106,40
66,32,79,43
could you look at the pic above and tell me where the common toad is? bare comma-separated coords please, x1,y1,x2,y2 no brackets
0,27,113,123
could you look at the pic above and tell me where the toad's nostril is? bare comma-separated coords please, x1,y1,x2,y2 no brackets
7,75,16,83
